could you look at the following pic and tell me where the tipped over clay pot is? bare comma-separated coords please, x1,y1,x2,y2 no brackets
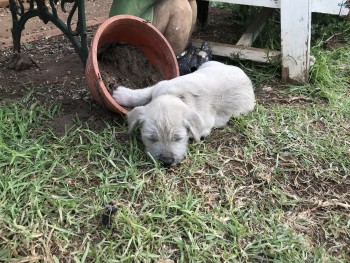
85,15,179,114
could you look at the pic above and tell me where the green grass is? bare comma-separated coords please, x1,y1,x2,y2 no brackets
1,13,350,263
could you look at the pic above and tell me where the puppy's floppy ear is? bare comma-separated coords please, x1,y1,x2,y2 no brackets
127,106,145,134
184,111,204,142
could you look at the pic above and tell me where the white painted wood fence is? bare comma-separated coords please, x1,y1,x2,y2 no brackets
193,0,350,83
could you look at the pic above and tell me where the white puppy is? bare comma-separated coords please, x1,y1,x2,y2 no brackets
112,61,255,166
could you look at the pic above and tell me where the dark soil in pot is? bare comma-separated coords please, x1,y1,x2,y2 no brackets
98,43,164,93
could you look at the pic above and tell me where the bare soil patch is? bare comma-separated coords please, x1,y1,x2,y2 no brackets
192,6,244,44
0,26,123,136
0,0,111,47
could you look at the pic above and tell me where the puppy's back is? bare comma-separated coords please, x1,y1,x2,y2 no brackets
151,61,255,118
197,61,255,117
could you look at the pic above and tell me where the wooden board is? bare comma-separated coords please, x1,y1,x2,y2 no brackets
192,39,281,63
236,7,275,47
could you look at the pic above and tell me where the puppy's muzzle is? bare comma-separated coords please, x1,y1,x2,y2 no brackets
158,154,175,167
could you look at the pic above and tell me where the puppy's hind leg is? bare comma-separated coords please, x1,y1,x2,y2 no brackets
112,86,154,108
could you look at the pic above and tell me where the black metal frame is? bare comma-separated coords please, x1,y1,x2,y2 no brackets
9,0,88,65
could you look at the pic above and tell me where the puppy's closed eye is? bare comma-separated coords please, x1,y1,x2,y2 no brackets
173,134,183,142
146,135,159,143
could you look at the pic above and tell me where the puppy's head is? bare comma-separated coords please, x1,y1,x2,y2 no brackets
127,95,204,166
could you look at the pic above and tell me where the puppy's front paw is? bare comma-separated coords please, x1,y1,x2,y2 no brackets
112,86,135,107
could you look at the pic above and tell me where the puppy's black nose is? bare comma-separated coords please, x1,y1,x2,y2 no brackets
159,155,174,167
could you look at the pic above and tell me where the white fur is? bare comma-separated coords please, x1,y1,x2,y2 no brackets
113,61,256,166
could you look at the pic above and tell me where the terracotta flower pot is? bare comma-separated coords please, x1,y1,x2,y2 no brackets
85,15,180,114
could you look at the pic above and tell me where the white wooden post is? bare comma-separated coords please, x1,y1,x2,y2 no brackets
280,0,312,83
